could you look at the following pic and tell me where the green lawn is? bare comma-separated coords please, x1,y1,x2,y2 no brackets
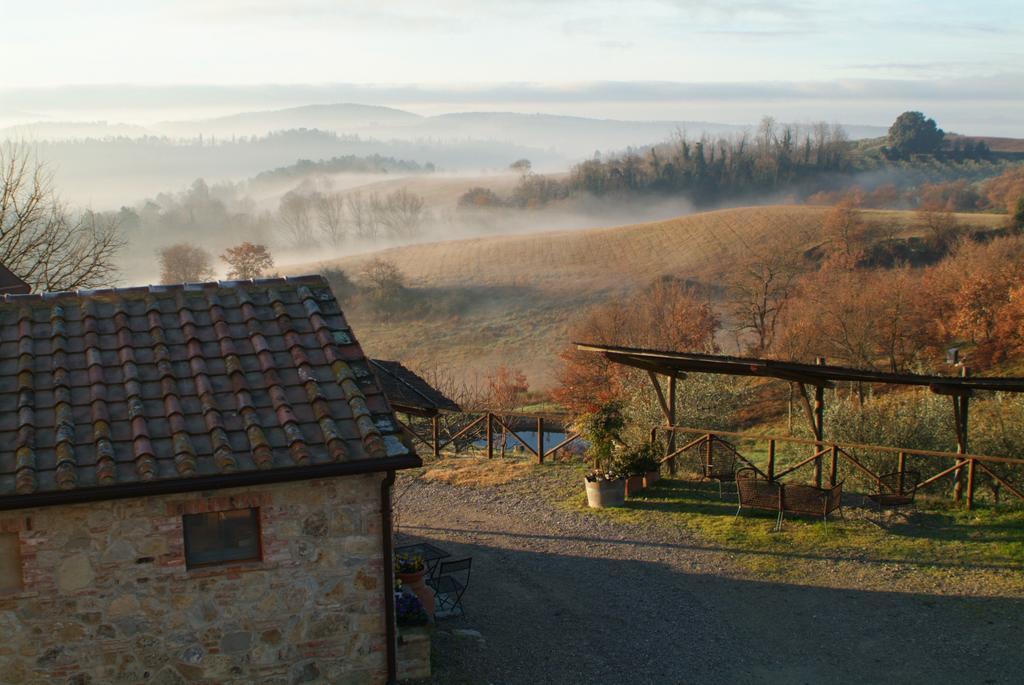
411,454,1024,586
544,462,1024,577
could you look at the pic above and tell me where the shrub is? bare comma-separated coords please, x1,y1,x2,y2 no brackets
321,266,357,304
158,243,215,284
816,390,954,489
614,442,660,477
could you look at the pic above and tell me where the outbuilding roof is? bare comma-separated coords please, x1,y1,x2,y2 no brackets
369,359,460,416
0,275,418,509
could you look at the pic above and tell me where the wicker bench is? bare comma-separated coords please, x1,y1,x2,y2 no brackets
736,467,843,531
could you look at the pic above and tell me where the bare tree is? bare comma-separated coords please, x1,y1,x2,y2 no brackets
314,192,347,247
375,189,426,239
278,191,317,247
0,142,124,291
917,207,961,252
726,243,804,356
359,257,407,317
346,192,377,241
158,243,215,284
822,198,873,265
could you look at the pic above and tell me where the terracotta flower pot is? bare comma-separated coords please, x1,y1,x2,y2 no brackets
625,474,645,497
643,470,660,488
585,478,625,508
398,569,435,617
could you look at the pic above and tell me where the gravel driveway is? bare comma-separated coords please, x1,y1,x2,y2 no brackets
394,473,1024,685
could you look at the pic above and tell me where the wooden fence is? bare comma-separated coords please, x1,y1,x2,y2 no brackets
652,425,1024,510
396,411,583,464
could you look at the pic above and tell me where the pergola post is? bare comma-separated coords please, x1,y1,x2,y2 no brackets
815,358,826,487
668,374,677,466
814,383,825,488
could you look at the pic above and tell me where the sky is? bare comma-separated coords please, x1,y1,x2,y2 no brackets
2,0,1023,133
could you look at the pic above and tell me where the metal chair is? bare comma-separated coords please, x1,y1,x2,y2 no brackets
865,470,921,525
426,557,471,618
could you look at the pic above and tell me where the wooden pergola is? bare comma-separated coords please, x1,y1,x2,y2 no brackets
577,343,1024,507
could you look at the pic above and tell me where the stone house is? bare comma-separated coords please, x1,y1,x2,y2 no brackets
0,275,420,684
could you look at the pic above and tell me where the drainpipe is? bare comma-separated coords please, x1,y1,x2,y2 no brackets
381,470,398,684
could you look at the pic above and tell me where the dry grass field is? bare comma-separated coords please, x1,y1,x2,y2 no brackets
290,205,1005,387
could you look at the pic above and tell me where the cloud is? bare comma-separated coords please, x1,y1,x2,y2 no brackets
6,75,1024,111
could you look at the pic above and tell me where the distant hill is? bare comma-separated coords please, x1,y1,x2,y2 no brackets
148,104,888,161
948,134,1024,154
290,205,1004,386
0,120,151,140
155,103,422,138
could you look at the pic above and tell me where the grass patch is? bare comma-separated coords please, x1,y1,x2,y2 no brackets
421,455,537,487
552,468,1024,575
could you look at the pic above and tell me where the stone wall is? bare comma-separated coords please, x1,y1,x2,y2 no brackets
0,473,388,685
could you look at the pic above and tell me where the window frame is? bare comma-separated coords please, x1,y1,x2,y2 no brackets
0,532,23,594
182,508,263,570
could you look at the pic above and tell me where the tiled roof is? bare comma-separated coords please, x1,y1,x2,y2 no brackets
0,265,30,295
0,275,416,504
369,359,460,415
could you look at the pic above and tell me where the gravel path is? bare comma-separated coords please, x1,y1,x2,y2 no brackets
394,474,1024,685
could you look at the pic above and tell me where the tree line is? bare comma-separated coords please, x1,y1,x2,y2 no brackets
460,112,1016,213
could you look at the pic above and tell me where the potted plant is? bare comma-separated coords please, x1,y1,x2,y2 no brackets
577,402,627,508
395,590,430,627
616,443,660,496
395,552,434,616
637,443,662,488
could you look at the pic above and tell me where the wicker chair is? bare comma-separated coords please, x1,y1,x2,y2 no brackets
735,467,784,530
689,438,740,498
780,481,844,531
736,467,843,531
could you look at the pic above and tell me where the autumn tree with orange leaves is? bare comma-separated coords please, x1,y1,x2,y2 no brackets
554,279,719,413
221,242,275,280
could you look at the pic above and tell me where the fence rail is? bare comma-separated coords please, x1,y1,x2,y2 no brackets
652,425,1024,510
396,411,582,464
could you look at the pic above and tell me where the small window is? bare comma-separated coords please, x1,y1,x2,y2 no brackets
0,533,22,593
183,509,261,569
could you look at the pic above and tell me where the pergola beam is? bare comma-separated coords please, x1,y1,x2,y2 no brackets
647,370,673,424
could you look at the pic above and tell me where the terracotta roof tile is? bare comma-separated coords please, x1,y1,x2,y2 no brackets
0,276,412,501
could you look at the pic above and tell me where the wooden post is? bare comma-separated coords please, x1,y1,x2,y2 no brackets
705,434,714,477
788,383,794,434
829,445,839,486
668,375,677,475
432,416,440,458
486,412,493,459
953,367,969,502
897,451,906,494
537,416,545,464
767,439,776,481
966,458,976,510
